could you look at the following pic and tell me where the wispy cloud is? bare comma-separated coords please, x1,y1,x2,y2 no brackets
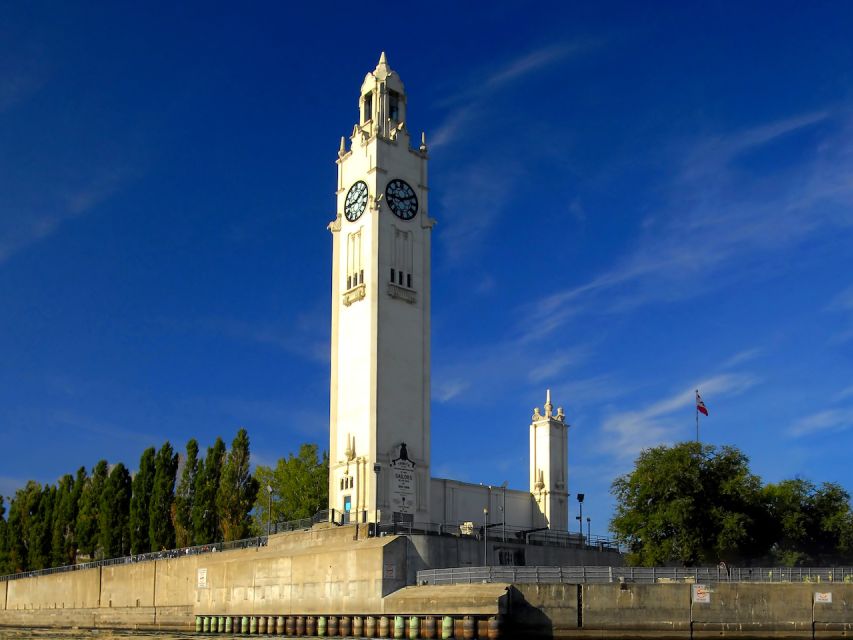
598,373,759,460
789,408,853,437
0,42,49,114
827,285,853,344
520,109,853,343
189,314,328,364
436,159,525,264
0,168,131,265
431,40,601,150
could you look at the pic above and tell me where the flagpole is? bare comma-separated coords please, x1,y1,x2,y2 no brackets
695,389,699,443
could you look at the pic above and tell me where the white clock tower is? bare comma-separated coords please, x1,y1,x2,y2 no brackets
327,53,434,524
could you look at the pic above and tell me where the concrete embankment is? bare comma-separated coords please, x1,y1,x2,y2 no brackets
1,526,851,638
509,582,853,638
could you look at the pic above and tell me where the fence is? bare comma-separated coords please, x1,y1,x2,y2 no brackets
417,565,853,585
0,535,271,583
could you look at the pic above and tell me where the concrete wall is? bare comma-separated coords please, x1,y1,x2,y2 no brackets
6,566,101,610
430,478,535,529
507,581,853,639
406,534,623,583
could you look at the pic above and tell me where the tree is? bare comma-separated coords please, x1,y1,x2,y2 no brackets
130,448,155,554
0,496,9,574
99,463,132,558
192,437,226,544
611,442,766,566
50,474,76,566
76,461,108,559
254,443,329,530
217,428,260,541
764,479,853,565
174,439,199,548
6,481,44,571
149,441,179,551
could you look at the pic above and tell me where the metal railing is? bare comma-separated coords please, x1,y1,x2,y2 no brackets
417,565,853,585
372,520,621,552
0,535,270,583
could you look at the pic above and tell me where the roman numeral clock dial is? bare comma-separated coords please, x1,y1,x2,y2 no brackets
385,179,418,220
344,180,368,222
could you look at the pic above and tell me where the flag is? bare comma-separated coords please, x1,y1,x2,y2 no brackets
696,390,709,416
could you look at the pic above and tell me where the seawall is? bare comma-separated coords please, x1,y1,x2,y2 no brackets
1,525,850,638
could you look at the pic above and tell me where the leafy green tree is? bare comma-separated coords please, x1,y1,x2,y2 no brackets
217,428,260,541
174,438,199,548
99,463,132,558
130,448,155,554
6,481,44,571
76,461,108,559
611,442,767,566
50,474,76,566
192,437,226,544
149,442,179,551
29,484,55,569
764,479,853,565
0,496,9,574
254,443,329,530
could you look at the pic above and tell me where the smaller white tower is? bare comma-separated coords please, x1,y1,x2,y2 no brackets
529,390,569,530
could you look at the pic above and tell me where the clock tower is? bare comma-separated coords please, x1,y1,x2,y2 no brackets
328,53,434,524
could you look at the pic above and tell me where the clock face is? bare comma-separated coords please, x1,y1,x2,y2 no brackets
385,179,418,220
344,181,369,222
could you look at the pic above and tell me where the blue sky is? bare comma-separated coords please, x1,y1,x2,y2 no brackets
1,2,852,536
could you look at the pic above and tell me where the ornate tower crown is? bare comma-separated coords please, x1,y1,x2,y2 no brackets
358,52,408,141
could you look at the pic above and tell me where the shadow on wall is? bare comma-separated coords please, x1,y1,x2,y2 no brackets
505,586,554,639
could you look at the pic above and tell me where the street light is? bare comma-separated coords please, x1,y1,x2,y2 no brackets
373,463,381,537
266,485,273,536
483,507,489,566
586,516,591,542
576,493,585,539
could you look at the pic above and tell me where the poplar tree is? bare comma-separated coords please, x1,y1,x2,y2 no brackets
217,428,260,541
50,474,76,566
192,437,226,544
6,493,25,572
130,448,155,554
99,463,132,558
0,496,9,574
76,460,108,559
175,438,199,548
149,441,179,551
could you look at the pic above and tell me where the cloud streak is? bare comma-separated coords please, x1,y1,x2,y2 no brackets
598,373,759,460
520,109,853,344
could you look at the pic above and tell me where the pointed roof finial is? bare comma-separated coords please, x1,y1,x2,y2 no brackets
546,389,551,405
420,131,427,152
544,388,553,418
338,136,347,158
379,51,387,65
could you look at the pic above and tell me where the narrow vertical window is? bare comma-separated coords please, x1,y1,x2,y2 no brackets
363,92,373,123
359,269,364,285
390,268,395,282
389,91,399,121
407,274,412,288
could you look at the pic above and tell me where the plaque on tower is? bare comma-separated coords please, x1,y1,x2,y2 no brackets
390,443,416,516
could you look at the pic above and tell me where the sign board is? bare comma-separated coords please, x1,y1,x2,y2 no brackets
197,568,208,589
691,584,711,604
815,592,832,604
390,458,416,515
383,564,396,579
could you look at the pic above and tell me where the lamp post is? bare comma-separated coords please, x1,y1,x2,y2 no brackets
576,493,585,539
373,463,381,536
501,481,508,543
266,484,273,536
586,516,591,542
483,507,489,566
